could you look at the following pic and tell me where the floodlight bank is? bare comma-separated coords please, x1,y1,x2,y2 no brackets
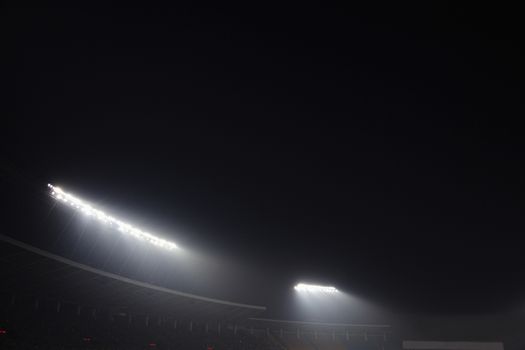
47,184,178,251
294,283,338,293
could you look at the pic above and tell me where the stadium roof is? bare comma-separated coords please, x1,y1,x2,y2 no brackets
0,234,266,321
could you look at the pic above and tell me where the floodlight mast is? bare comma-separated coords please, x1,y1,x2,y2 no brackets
294,283,338,293
47,184,179,251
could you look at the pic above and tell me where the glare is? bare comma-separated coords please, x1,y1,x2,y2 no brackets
294,283,338,293
47,184,179,251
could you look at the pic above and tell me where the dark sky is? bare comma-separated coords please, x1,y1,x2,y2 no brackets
2,4,525,317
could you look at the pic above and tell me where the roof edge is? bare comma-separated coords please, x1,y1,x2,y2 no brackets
248,317,390,328
0,233,266,311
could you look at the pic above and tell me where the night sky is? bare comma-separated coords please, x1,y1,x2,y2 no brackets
3,4,525,318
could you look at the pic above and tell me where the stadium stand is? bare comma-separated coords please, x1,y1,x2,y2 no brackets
246,319,390,350
0,234,391,350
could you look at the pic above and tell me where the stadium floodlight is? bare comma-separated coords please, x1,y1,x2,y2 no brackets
47,184,179,251
294,283,338,293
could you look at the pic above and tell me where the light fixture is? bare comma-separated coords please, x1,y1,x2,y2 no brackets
294,283,338,293
48,184,178,251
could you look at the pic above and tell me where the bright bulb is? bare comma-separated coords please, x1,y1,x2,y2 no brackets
47,184,179,251
294,283,338,293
